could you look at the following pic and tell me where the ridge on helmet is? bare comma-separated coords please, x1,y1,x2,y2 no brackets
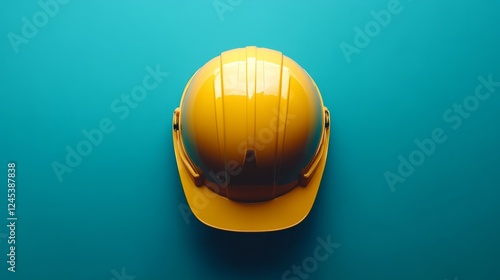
173,46,330,232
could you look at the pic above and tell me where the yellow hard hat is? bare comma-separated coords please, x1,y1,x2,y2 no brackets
173,46,330,232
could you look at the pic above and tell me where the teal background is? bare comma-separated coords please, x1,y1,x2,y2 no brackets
1,0,499,279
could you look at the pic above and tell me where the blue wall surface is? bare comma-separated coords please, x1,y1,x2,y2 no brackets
1,1,499,279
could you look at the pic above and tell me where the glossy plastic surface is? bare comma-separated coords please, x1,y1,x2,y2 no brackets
173,46,330,232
